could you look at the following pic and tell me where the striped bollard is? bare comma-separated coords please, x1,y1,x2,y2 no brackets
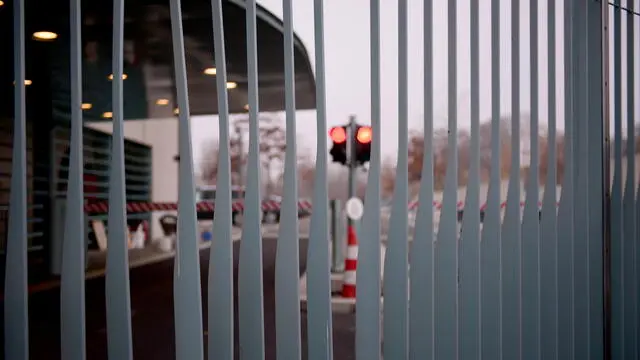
341,225,358,298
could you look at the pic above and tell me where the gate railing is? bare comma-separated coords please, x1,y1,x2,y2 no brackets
609,1,640,359
5,0,639,359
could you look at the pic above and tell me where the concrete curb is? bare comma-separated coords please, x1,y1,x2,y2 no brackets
299,273,355,314
298,243,387,314
299,272,385,314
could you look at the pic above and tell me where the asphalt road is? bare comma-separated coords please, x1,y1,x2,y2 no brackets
1,237,356,360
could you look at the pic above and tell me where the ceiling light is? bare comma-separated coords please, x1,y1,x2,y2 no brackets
102,112,113,118
0,1,5,7
226,82,237,89
156,98,169,106
81,103,92,110
204,67,217,75
13,80,32,86
33,31,58,41
108,73,127,80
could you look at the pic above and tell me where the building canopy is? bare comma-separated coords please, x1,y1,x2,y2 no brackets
0,0,316,122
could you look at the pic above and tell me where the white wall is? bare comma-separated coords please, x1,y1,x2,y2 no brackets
86,118,179,239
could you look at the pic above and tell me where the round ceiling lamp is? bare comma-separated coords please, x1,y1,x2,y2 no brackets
33,31,58,41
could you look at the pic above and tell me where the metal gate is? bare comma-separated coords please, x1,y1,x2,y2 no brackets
3,0,639,359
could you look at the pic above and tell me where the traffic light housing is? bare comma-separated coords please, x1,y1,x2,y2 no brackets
354,125,371,165
329,126,348,164
329,124,372,166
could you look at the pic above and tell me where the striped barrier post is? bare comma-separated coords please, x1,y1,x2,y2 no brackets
341,225,358,298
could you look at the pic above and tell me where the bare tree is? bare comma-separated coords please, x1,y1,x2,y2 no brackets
381,158,396,198
297,152,316,198
477,116,512,180
198,137,245,185
257,117,286,195
199,113,287,192
407,127,466,190
403,114,569,189
538,132,565,185
271,150,316,198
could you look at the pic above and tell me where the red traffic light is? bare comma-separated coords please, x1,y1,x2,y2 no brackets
356,126,372,144
329,126,347,143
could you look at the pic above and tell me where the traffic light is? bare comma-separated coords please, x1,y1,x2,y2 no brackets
329,124,372,166
329,126,347,164
354,125,372,165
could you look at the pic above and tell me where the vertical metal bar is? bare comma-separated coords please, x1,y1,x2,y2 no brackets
610,0,624,358
238,1,266,358
501,0,522,357
622,0,637,357
356,0,382,358
636,177,640,358
408,0,434,358
306,0,334,358
274,0,302,358
557,0,576,357
61,0,88,357
105,0,134,357
458,0,480,358
600,2,611,358
4,0,29,358
635,1,640,348
480,0,502,357
434,0,458,358
540,0,558,358
208,0,234,358
169,1,205,358
572,0,590,358
383,0,410,358
586,1,605,358
521,0,540,358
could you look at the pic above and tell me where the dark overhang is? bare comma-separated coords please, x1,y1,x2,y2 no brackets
0,0,316,121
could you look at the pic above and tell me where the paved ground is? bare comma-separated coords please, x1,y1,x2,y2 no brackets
0,237,356,360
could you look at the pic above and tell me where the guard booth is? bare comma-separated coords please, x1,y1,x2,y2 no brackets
0,120,152,283
0,0,155,283
49,125,152,275
0,119,48,284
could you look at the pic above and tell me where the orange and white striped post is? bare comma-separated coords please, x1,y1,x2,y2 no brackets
342,225,358,298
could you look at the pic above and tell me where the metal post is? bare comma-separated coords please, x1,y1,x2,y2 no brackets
346,115,358,254
333,114,357,274
347,114,357,212
330,199,345,272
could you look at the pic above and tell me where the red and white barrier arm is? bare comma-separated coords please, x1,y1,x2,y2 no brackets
84,199,557,215
84,199,314,215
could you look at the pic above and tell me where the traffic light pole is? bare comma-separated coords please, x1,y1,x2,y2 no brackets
346,115,357,228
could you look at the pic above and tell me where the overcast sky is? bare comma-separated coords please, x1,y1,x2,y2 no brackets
191,0,639,167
